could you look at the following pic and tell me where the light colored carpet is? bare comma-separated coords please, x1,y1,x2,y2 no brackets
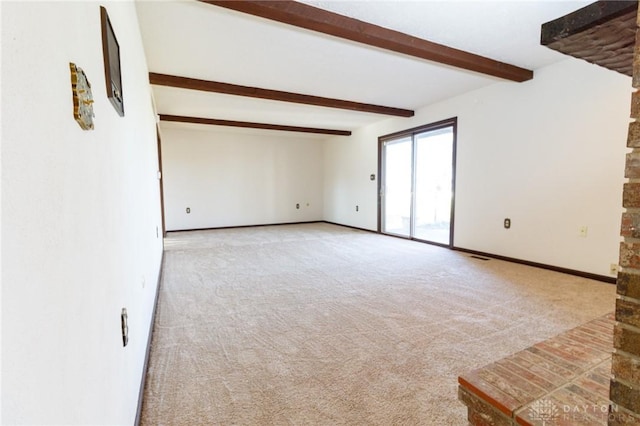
140,222,616,425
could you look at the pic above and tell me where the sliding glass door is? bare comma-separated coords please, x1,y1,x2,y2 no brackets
380,119,456,246
381,136,413,238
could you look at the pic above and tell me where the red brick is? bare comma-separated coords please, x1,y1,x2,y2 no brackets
613,324,640,357
592,359,612,377
515,396,565,426
553,387,607,424
567,325,611,340
585,371,611,389
558,333,610,354
622,183,640,208
459,314,619,424
611,352,640,384
587,319,615,336
565,329,612,353
519,392,605,426
573,375,609,398
634,32,640,89
458,386,512,426
619,242,640,269
620,212,640,238
578,320,615,338
504,351,568,387
627,121,640,148
616,298,640,329
608,406,640,426
632,90,640,118
617,271,640,299
458,373,522,416
526,347,582,374
534,336,605,369
588,362,613,388
625,152,640,178
468,410,494,426
611,379,640,414
476,367,538,405
533,340,582,366
565,383,609,406
495,359,555,392
491,364,547,399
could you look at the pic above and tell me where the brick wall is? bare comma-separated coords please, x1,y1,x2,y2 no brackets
611,6,640,421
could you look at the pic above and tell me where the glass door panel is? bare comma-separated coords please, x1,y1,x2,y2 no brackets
382,136,412,237
379,119,456,247
414,128,454,245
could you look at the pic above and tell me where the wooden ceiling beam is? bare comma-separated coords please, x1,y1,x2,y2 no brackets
202,0,533,82
159,114,352,136
150,73,413,117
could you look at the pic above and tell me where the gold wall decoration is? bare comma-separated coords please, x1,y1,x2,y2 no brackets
69,62,95,130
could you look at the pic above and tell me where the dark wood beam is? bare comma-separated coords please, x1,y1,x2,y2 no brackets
201,0,533,82
159,114,352,136
150,73,413,118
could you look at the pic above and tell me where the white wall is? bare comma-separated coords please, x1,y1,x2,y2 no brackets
324,58,631,277
2,2,163,424
161,125,324,230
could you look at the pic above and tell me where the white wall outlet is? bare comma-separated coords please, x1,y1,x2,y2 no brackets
610,264,619,275
579,226,588,237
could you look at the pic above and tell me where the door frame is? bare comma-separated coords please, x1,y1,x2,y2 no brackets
377,117,458,247
156,126,167,237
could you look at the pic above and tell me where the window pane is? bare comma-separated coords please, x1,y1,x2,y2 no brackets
383,137,412,237
414,128,453,244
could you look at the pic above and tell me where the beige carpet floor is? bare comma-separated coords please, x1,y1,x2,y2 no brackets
140,222,616,425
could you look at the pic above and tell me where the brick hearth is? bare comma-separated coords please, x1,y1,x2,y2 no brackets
458,314,640,425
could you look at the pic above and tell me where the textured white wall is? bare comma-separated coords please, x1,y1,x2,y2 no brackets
2,2,163,424
161,125,324,230
324,58,630,277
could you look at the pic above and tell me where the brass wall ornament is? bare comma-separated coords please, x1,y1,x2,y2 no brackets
69,63,95,130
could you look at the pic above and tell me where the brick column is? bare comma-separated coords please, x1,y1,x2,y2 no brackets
611,5,640,422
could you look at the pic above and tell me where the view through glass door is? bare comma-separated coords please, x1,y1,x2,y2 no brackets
380,119,456,246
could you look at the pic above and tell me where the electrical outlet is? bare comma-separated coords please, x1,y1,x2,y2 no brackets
610,264,619,275
579,226,588,237
296,203,300,209
356,205,359,212
504,218,511,229
186,207,191,214
121,308,129,347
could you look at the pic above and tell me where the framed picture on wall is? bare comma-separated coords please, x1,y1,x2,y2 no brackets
100,6,124,116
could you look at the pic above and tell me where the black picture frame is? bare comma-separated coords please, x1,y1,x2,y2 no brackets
100,6,124,117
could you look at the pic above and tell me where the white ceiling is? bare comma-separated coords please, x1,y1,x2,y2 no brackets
135,0,591,136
